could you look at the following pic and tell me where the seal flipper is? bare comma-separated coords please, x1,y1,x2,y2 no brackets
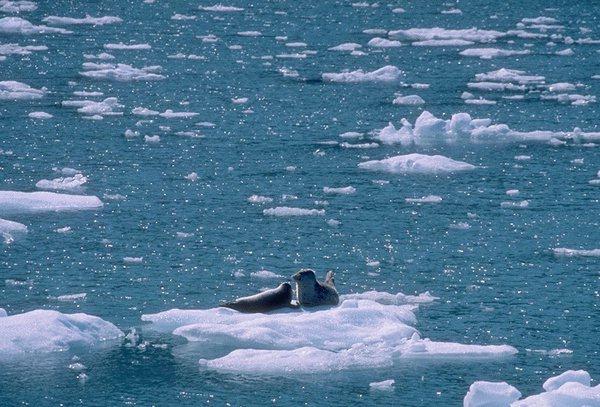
324,271,335,287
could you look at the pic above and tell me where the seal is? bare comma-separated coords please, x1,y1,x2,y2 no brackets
221,282,295,313
293,269,339,307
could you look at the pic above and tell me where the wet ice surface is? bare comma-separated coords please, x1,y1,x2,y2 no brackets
1,0,599,405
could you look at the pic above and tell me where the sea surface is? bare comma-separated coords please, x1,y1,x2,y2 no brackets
1,0,599,405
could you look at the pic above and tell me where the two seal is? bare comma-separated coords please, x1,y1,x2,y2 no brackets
221,282,295,313
293,269,339,307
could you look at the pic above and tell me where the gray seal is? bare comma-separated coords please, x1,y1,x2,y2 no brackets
293,269,339,307
221,282,295,313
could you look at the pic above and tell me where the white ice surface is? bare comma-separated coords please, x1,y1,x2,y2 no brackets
0,309,123,355
143,293,516,375
263,207,325,216
358,153,475,175
322,66,402,83
0,81,45,100
0,191,102,214
0,16,71,34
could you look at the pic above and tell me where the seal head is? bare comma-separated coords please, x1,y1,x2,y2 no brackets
293,269,339,307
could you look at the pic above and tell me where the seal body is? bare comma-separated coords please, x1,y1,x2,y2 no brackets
293,269,339,307
221,282,294,313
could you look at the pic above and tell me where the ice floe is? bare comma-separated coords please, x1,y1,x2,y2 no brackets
0,309,122,355
143,292,516,374
0,191,102,214
0,80,45,100
359,153,475,175
405,195,443,203
552,248,600,257
393,94,425,105
0,218,27,243
0,1,37,13
389,28,505,43
35,173,87,192
371,111,600,146
263,207,325,217
370,379,395,391
323,186,356,195
459,48,531,59
104,42,151,50
62,97,123,117
0,16,71,34
322,66,402,83
42,15,122,25
199,4,244,12
80,63,164,81
28,111,52,119
465,370,600,407
367,37,402,47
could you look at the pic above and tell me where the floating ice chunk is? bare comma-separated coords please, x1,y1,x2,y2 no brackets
328,43,362,51
367,37,402,47
392,7,405,13
340,142,379,148
123,257,143,264
0,191,102,214
73,91,103,97
465,98,496,105
463,381,521,407
250,270,283,279
159,110,198,118
0,43,47,57
393,94,425,105
103,42,151,50
36,173,87,192
0,218,27,243
54,226,71,234
552,248,600,257
405,195,442,203
340,291,438,305
506,189,519,196
0,81,45,100
171,13,196,20
467,82,525,91
42,15,122,25
263,207,325,216
370,379,395,391
513,382,600,406
0,309,123,355
441,8,462,14
275,52,306,59
326,219,340,227
412,39,474,46
555,48,574,56
548,82,576,92
0,308,5,317
54,293,87,302
247,195,273,204
231,97,248,104
322,65,402,83
358,153,476,175
63,97,123,116
460,48,531,59
323,186,356,195
340,131,363,139
475,68,544,84
28,111,52,119
522,16,558,24
0,16,71,34
80,63,164,81
543,370,591,392
144,135,160,143
363,28,387,35
389,27,505,43
83,52,114,60
199,4,244,12
449,222,470,230
237,30,261,37
0,1,38,13
500,200,529,209
132,107,159,116
184,172,198,181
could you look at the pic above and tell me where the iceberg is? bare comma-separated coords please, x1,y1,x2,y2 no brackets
0,81,45,100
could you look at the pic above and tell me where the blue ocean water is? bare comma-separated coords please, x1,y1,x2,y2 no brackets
1,0,599,405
